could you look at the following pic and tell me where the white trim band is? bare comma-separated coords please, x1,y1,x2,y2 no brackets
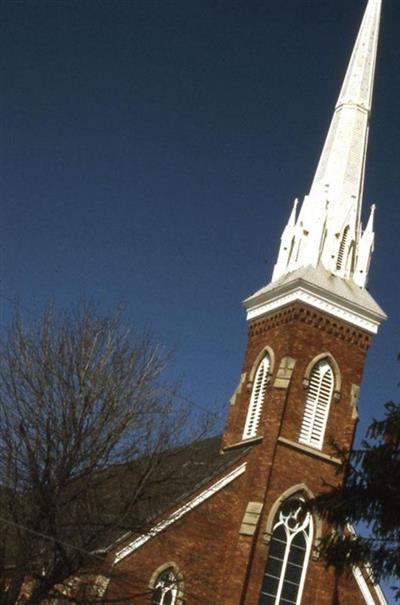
353,567,388,605
114,462,247,563
374,584,390,605
246,287,380,334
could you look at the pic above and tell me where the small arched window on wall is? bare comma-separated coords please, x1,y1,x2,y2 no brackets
299,360,334,450
258,497,313,605
243,353,271,439
150,566,182,605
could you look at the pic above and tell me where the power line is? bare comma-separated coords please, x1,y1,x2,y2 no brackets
0,514,106,561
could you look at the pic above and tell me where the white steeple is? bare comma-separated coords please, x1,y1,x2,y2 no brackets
272,0,382,288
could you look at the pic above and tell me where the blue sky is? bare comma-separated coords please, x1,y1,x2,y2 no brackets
2,0,400,600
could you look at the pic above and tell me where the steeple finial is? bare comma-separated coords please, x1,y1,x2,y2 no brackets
272,0,382,288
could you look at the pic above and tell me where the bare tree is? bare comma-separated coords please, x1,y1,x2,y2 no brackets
0,304,212,605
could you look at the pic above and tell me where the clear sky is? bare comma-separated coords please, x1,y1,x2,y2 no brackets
2,0,400,601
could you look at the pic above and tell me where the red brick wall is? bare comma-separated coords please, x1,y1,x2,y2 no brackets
107,469,249,604
106,302,379,605
107,448,373,604
223,303,371,452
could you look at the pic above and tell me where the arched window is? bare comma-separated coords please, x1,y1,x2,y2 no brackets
243,354,270,439
258,497,313,605
286,236,296,268
295,239,302,263
336,226,349,271
150,568,179,605
345,240,355,275
299,360,334,449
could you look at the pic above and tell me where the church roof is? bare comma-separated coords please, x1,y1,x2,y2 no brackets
0,436,251,566
97,435,251,553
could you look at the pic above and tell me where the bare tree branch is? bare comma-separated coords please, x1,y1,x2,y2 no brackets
0,303,214,605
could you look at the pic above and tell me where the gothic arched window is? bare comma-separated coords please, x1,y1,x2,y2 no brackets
258,497,313,605
243,353,270,439
150,568,180,605
299,360,334,449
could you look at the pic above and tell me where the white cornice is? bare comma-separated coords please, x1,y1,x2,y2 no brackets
246,286,380,334
245,265,386,334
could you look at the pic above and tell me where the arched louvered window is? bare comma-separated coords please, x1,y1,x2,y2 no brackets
258,497,313,605
243,354,270,439
345,240,355,275
287,236,296,268
336,226,349,271
299,360,334,450
151,568,179,605
295,240,302,263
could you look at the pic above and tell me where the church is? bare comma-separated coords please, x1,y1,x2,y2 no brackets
102,0,389,603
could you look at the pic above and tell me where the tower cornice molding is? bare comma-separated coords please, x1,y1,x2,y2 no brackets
247,304,372,352
246,286,380,334
244,266,386,335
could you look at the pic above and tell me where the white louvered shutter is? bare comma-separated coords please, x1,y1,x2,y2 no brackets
336,226,349,271
243,355,270,439
299,360,334,449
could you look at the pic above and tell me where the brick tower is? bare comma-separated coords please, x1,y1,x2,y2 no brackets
107,2,389,603
220,0,387,602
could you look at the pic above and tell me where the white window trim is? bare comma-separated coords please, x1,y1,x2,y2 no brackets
277,523,313,605
113,462,247,563
262,497,313,605
295,518,313,605
243,355,270,439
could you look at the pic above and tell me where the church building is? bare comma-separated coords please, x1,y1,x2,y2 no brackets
103,1,389,603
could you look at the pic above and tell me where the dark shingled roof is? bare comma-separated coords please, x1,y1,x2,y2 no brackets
0,436,250,564
101,435,250,552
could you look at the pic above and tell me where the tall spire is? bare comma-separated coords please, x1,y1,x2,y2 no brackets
272,0,382,288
